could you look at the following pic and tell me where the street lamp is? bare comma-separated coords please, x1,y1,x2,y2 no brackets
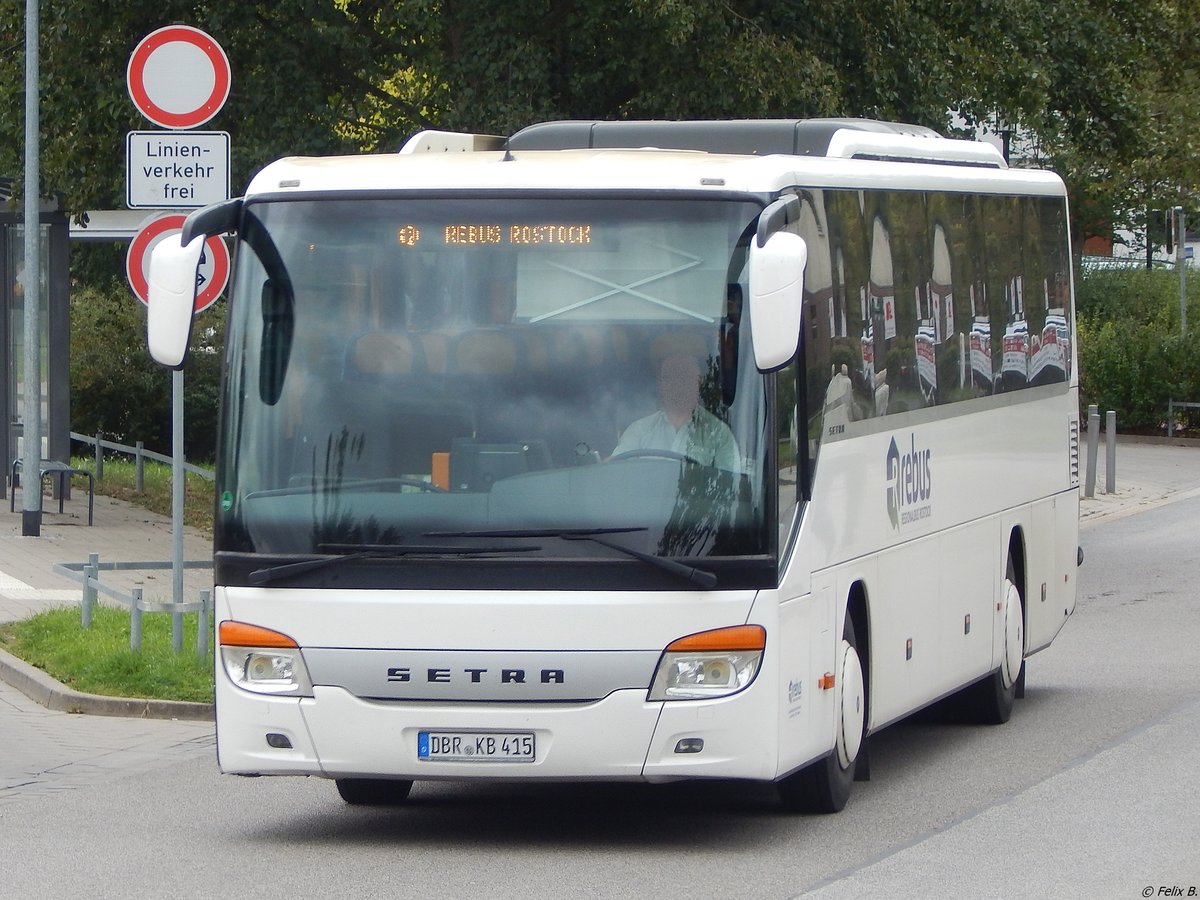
22,0,41,536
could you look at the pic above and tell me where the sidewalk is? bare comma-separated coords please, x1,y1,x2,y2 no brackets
2,435,1200,719
0,486,214,622
1077,434,1200,529
0,483,214,719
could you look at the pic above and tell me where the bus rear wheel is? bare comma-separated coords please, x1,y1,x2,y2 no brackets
778,620,865,814
335,778,414,806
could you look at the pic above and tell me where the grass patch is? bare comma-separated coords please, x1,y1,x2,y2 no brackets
72,454,215,533
0,605,214,703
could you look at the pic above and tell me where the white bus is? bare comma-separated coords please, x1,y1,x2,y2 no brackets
147,118,1080,813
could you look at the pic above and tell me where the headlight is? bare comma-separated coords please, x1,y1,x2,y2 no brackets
648,625,765,701
219,621,313,697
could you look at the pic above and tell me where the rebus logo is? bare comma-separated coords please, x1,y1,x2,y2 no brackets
886,434,933,530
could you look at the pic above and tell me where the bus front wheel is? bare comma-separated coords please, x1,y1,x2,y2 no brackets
778,620,865,814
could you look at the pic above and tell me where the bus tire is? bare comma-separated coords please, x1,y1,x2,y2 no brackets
778,619,865,814
964,555,1024,724
335,778,414,806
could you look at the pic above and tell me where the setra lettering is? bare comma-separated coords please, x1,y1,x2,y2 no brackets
387,665,567,685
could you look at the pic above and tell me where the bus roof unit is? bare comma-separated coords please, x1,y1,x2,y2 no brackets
504,118,1006,168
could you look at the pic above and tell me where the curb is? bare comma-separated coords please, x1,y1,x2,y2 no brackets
1079,484,1200,530
0,646,213,721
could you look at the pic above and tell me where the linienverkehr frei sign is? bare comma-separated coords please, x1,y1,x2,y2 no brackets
126,130,230,208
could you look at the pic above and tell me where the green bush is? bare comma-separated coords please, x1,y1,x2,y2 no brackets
1077,265,1200,433
1075,266,1186,324
69,280,225,461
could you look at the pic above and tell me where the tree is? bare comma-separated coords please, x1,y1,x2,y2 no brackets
0,1,412,211
3,1,1198,247
430,1,1200,246
939,0,1200,248
69,279,225,458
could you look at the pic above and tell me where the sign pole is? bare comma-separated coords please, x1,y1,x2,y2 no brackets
172,367,184,652
126,25,232,647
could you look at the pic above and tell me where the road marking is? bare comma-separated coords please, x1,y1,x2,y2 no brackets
0,570,79,602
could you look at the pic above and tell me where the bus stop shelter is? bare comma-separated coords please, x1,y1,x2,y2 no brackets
0,186,72,499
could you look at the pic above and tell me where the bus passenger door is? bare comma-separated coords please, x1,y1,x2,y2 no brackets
872,542,939,724
1026,493,1078,653
937,521,998,693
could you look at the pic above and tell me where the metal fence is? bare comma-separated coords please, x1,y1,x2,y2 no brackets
70,431,214,486
52,553,213,656
61,433,214,655
1166,400,1200,438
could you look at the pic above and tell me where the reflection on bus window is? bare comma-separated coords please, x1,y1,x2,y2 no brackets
802,189,1072,449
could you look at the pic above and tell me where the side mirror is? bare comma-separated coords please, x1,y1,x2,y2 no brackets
748,230,807,371
259,277,295,406
146,233,204,369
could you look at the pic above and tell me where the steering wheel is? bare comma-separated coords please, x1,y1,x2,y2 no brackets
339,477,448,493
607,449,695,464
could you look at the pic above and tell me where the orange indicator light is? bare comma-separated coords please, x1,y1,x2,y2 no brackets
665,625,766,653
219,621,298,648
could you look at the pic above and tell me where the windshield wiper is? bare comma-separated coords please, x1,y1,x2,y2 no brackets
248,543,540,586
426,528,718,589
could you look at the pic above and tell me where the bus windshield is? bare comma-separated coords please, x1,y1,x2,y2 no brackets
215,195,773,576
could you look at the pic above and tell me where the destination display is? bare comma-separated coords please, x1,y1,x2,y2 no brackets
396,223,593,247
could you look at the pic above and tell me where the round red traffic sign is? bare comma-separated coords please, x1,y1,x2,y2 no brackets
127,25,231,130
126,213,230,313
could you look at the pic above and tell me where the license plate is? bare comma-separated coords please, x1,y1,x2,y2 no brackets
417,731,536,763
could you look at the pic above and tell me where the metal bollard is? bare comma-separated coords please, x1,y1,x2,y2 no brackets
81,552,99,629
135,441,145,493
1085,404,1099,498
1105,410,1117,494
198,589,211,658
130,588,143,652
173,606,183,655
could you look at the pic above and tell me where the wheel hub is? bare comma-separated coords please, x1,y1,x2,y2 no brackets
836,639,865,769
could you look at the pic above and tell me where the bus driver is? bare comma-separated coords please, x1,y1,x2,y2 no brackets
611,352,741,471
